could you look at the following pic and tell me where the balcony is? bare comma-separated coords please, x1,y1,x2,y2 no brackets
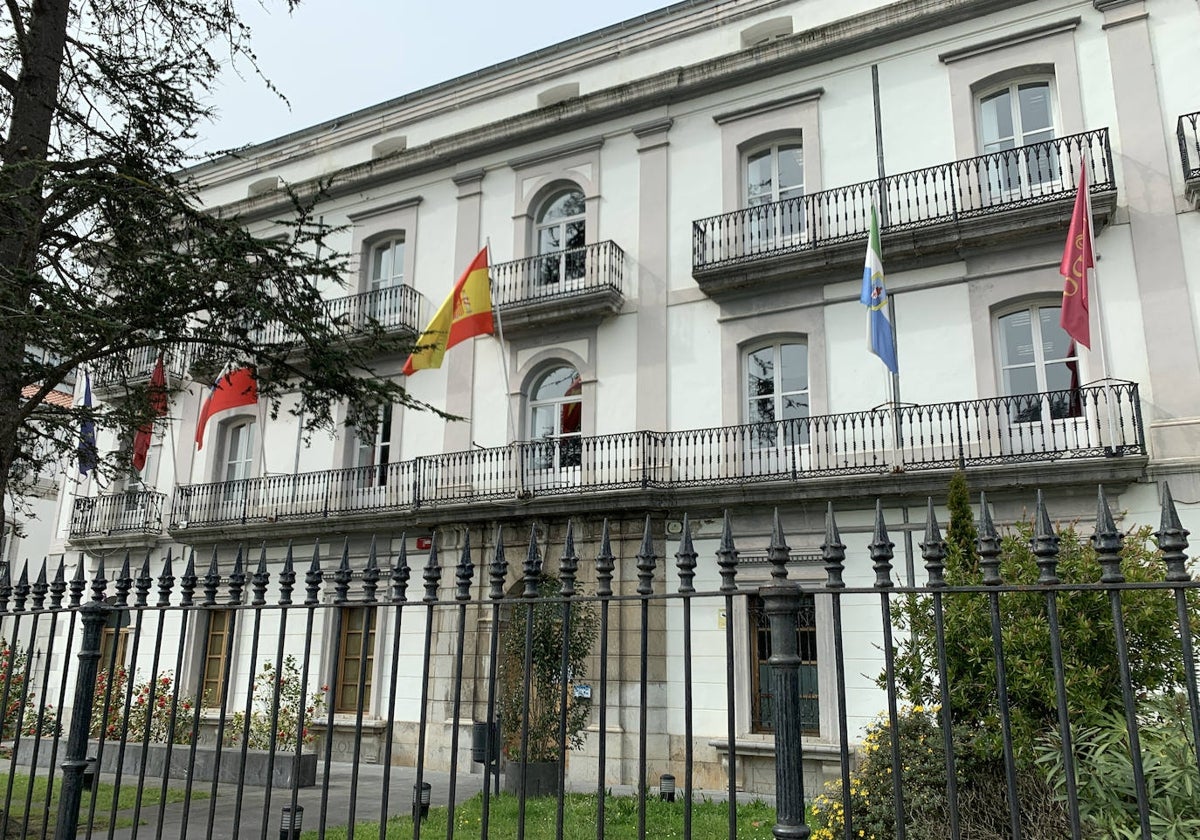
70,491,166,540
256,284,423,347
1178,111,1200,209
92,346,189,390
692,129,1117,297
170,382,1144,532
489,241,625,333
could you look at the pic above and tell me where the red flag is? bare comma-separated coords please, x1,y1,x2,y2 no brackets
194,366,257,450
132,353,168,471
1059,168,1092,349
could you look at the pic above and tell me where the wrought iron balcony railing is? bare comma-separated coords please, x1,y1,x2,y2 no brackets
1179,111,1200,181
490,241,624,309
92,346,189,389
70,491,166,538
170,382,1143,529
693,128,1115,271
256,284,423,346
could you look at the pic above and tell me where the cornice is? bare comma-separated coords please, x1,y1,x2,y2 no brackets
204,0,1045,223
938,17,1081,64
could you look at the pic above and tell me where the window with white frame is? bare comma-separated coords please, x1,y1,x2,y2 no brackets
219,418,255,503
528,365,582,470
535,188,586,285
366,235,405,321
997,303,1082,422
354,405,393,488
978,80,1057,191
745,341,809,449
744,140,804,247
222,420,255,483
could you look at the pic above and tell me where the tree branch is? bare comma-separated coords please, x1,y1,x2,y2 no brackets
4,0,26,57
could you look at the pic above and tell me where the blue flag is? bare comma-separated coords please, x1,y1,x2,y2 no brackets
78,372,97,475
860,204,898,374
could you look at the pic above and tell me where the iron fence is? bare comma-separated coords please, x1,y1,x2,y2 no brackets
693,128,1115,270
490,241,625,310
171,382,1143,528
1,484,1197,840
1179,111,1200,181
69,492,166,539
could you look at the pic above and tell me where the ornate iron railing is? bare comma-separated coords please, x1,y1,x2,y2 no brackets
1178,111,1200,181
693,128,1115,270
490,240,624,309
69,491,166,538
256,284,423,346
171,382,1143,528
91,346,189,389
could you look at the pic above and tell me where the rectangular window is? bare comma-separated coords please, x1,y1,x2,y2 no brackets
201,609,233,708
749,593,818,734
335,607,376,713
99,627,129,673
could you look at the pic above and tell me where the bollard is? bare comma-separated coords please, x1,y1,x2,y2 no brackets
279,804,303,840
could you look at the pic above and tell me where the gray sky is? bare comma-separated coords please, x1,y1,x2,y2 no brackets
197,0,670,155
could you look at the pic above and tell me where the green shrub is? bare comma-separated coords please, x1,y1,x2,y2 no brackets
894,523,1195,763
1036,693,1200,840
497,575,598,762
225,656,327,750
811,707,1070,840
0,639,59,738
92,667,194,743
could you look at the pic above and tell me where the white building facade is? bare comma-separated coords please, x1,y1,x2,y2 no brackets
29,0,1200,794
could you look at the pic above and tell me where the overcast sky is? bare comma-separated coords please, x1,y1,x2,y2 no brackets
195,0,670,156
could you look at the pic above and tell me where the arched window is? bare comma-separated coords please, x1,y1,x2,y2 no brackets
978,79,1058,192
744,141,805,248
535,188,586,285
528,365,582,469
745,340,809,449
997,303,1081,421
218,418,256,506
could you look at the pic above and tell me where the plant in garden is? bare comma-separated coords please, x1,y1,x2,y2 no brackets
810,706,1070,840
225,656,327,751
1036,693,1200,840
0,639,58,738
91,668,194,743
497,575,599,763
893,522,1195,763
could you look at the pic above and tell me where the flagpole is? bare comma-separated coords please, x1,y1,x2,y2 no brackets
886,293,904,471
486,239,518,445
1081,161,1120,451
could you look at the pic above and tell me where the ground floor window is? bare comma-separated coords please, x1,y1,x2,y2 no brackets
749,592,818,733
200,609,233,708
335,607,376,713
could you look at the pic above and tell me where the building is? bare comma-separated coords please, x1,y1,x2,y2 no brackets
31,0,1200,795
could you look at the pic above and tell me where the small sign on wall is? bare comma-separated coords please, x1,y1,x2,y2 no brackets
717,608,726,630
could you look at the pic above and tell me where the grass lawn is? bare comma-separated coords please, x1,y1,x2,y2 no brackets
0,771,205,836
304,792,786,839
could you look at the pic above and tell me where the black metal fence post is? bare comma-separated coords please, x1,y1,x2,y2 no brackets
760,511,810,840
54,599,110,840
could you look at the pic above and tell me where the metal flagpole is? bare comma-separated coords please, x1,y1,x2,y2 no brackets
486,240,518,444
1081,160,1120,452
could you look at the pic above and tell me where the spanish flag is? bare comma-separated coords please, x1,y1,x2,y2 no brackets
403,248,494,376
